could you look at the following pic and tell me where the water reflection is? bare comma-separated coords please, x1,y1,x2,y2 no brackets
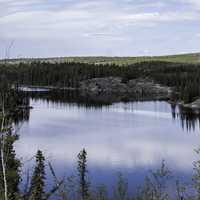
171,104,200,132
14,90,200,191
18,90,200,132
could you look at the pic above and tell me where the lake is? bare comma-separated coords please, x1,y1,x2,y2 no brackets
15,91,200,197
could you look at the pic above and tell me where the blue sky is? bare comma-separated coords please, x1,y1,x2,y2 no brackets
1,0,200,58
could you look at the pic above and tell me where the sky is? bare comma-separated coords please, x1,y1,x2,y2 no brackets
0,0,200,58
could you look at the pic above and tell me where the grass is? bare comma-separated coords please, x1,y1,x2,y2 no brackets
1,52,200,65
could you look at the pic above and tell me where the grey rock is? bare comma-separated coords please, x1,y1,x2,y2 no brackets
80,77,171,100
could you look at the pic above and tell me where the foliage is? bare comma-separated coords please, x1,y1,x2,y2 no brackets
1,60,200,103
77,148,90,200
28,150,46,200
113,173,128,200
138,160,171,200
0,130,21,200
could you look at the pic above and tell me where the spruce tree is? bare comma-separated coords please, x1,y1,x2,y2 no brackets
77,148,90,200
113,173,128,200
29,150,46,200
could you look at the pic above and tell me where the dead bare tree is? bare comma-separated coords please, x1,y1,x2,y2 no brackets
4,40,15,64
48,161,67,200
0,96,8,200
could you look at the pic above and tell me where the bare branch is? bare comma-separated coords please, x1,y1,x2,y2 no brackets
48,161,67,200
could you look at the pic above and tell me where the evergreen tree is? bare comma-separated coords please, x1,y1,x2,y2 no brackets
113,173,128,200
29,150,46,200
77,148,90,200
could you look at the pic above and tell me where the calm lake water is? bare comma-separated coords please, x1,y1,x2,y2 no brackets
15,91,200,196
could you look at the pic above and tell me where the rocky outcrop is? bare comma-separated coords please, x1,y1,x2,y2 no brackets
80,77,171,100
127,79,171,97
80,77,127,94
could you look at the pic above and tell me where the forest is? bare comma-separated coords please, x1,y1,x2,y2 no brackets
0,60,200,103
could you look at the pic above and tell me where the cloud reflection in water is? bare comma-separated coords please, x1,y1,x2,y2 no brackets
15,100,200,177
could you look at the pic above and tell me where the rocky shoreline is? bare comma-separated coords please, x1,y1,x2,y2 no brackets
80,77,172,100
178,99,200,114
17,77,200,111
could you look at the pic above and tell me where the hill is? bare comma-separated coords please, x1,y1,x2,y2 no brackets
1,52,200,65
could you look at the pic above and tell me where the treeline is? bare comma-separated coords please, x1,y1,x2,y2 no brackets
0,77,30,124
0,62,138,88
1,61,200,103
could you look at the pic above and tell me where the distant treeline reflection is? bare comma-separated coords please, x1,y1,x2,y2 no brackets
172,105,200,132
13,89,200,132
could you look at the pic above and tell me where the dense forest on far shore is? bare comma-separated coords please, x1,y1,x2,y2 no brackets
0,60,200,103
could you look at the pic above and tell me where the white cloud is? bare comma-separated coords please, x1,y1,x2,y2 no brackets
185,0,200,8
196,33,200,37
118,12,198,22
0,0,200,56
0,5,199,40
